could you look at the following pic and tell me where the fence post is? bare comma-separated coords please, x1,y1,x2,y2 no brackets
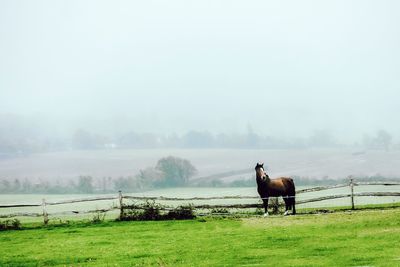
349,176,355,210
42,198,49,225
118,191,124,220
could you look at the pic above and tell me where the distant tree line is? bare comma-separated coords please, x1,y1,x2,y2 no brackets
0,156,197,194
0,114,398,155
1,171,398,195
0,176,98,194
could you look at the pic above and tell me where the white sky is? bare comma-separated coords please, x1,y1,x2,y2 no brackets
1,0,399,142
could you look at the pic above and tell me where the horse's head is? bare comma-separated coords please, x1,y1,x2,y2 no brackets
255,162,269,181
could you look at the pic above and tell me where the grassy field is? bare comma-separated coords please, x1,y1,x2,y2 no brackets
1,209,400,266
2,185,400,224
1,148,400,181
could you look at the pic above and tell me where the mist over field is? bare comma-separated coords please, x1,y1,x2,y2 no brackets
1,1,400,192
2,4,400,267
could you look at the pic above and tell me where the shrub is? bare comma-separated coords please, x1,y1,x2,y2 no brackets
140,201,163,220
211,208,229,214
119,201,195,221
166,205,195,220
91,212,106,224
269,197,281,215
0,219,21,231
119,200,162,221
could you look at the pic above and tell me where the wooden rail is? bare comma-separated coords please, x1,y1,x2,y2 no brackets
0,179,399,223
46,196,118,206
296,183,349,193
354,182,400,186
0,204,41,208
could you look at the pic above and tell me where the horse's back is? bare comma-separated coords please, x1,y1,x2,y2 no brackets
269,177,295,196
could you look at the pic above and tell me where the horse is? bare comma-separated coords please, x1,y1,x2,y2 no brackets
255,162,296,217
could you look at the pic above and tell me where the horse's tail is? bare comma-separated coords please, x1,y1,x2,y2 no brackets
289,178,296,215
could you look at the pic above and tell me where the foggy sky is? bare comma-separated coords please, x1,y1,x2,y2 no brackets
1,0,399,143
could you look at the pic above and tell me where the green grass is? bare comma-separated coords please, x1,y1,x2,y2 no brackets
1,209,400,266
297,201,400,214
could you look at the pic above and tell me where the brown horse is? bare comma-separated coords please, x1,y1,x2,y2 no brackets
255,162,296,216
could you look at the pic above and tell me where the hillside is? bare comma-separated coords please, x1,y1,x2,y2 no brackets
0,149,399,182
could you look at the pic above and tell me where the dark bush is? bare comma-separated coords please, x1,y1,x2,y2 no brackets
165,205,195,220
0,219,21,231
119,201,195,221
269,197,281,215
119,200,162,221
211,208,229,214
140,201,163,220
91,212,106,224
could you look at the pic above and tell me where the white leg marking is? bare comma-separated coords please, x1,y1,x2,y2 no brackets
263,212,269,217
283,210,289,216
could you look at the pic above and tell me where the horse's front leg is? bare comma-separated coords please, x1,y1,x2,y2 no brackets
262,197,269,217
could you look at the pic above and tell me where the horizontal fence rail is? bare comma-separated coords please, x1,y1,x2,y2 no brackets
123,195,258,201
354,182,400,186
296,183,349,193
123,192,400,211
0,204,42,208
1,179,399,223
0,212,42,219
46,196,118,206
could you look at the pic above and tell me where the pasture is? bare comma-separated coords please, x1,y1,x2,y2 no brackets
1,148,400,181
1,182,400,224
1,149,399,266
2,183,400,224
1,209,400,266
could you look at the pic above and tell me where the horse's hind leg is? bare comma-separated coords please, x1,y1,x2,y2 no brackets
283,196,290,216
291,196,296,215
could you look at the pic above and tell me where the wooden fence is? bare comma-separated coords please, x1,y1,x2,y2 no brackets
1,178,399,224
